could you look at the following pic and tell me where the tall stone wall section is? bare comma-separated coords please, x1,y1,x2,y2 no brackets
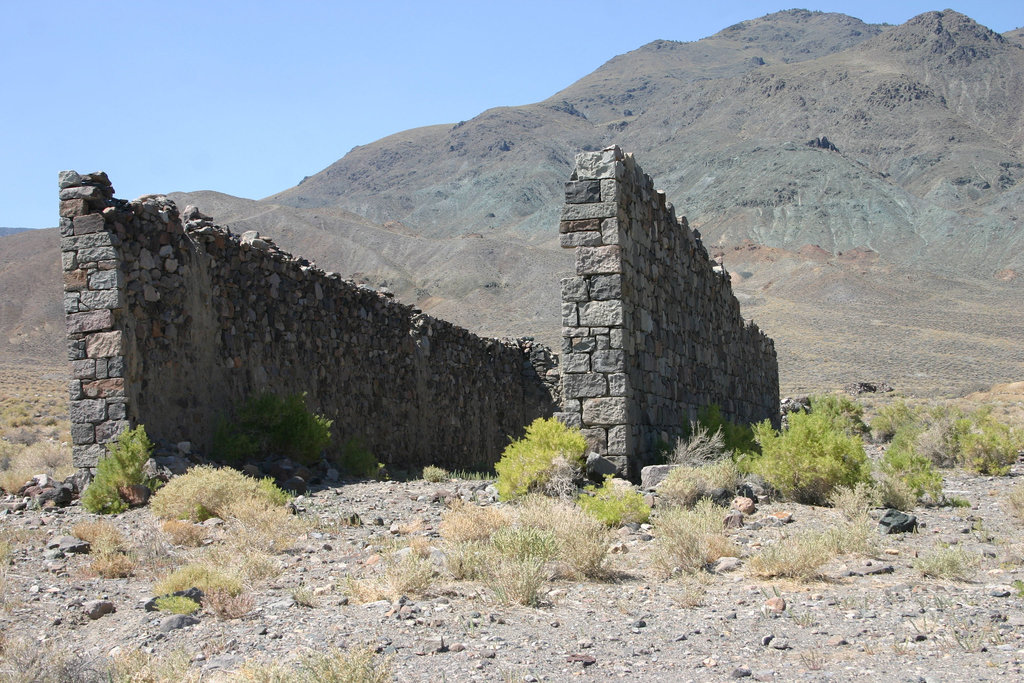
59,171,557,474
556,147,779,475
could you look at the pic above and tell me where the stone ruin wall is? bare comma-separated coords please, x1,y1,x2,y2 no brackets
59,171,558,474
556,147,779,475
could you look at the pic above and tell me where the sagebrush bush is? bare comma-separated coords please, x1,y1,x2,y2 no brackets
1007,484,1024,523
490,525,558,563
81,425,156,514
347,549,436,603
515,496,611,579
237,644,391,683
494,418,586,500
150,465,289,522
160,519,208,547
747,530,833,580
914,545,980,580
658,459,741,508
748,412,870,505
578,476,651,526
670,424,726,466
810,393,869,436
696,405,757,455
651,499,738,577
213,392,332,466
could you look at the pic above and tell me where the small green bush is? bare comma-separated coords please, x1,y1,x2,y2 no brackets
153,564,243,597
494,418,586,500
748,411,870,505
578,476,651,526
956,410,1023,475
335,436,383,479
871,399,919,442
213,392,332,466
422,465,448,482
153,595,201,614
810,393,869,436
490,526,558,563
81,425,157,515
878,427,943,504
696,405,758,455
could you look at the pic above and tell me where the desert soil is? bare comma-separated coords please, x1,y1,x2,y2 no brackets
3,458,1024,683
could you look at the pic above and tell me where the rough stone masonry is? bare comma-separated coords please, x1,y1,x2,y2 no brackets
555,146,779,476
59,171,558,475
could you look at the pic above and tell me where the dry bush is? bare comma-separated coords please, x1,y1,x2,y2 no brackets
205,589,255,620
160,519,208,547
747,531,832,580
154,563,243,597
439,500,510,543
444,540,490,580
149,465,289,522
1007,484,1024,523
515,496,611,579
828,482,876,519
873,472,919,511
222,500,306,555
485,555,549,606
914,545,980,580
671,424,726,465
105,647,197,682
541,455,580,499
0,635,101,682
658,459,740,508
72,520,138,578
0,440,72,494
422,465,448,482
235,644,391,683
347,551,437,603
651,499,739,577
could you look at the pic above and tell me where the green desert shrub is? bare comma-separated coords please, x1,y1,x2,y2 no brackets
422,465,448,482
748,411,870,505
149,465,289,522
578,476,651,526
153,595,201,615
81,425,157,514
651,498,739,577
878,428,944,504
494,417,586,500
956,409,1024,475
154,564,244,597
810,393,869,437
696,405,758,455
871,399,920,442
335,436,383,479
213,392,332,466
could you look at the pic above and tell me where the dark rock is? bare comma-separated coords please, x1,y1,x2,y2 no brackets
878,509,917,534
281,476,307,495
118,483,150,507
586,452,619,480
83,599,115,620
723,510,744,529
49,535,90,554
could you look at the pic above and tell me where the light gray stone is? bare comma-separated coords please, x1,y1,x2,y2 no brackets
640,464,675,490
576,246,622,276
579,301,623,327
574,146,624,180
582,397,628,425
561,202,618,221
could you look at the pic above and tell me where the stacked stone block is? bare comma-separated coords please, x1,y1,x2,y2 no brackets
60,172,558,475
556,147,779,476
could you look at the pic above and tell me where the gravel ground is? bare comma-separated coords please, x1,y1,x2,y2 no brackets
3,461,1024,682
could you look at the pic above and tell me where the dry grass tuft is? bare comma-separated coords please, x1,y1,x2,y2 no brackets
160,519,209,547
105,648,198,682
439,500,511,543
0,440,72,494
154,563,244,598
72,520,138,578
658,459,740,508
671,424,727,465
515,496,611,579
205,589,255,620
747,531,833,580
235,644,391,683
914,545,980,580
347,550,437,603
651,498,739,577
1007,484,1024,523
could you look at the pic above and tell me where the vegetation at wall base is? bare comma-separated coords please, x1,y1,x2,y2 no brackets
494,417,587,500
578,476,651,526
747,411,870,505
695,405,758,456
334,436,384,479
81,425,158,514
213,392,332,466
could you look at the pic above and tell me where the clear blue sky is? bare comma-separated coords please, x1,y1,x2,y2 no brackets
1,0,1020,228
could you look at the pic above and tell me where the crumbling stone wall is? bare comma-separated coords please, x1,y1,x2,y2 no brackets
556,147,779,475
60,171,557,474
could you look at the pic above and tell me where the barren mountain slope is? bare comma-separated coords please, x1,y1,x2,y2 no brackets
270,10,1024,277
0,228,64,362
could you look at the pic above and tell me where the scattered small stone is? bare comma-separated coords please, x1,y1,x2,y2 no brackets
723,510,744,529
731,666,752,678
988,585,1014,598
713,556,742,573
160,614,199,632
732,496,756,515
83,599,115,620
764,597,786,614
567,653,597,667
